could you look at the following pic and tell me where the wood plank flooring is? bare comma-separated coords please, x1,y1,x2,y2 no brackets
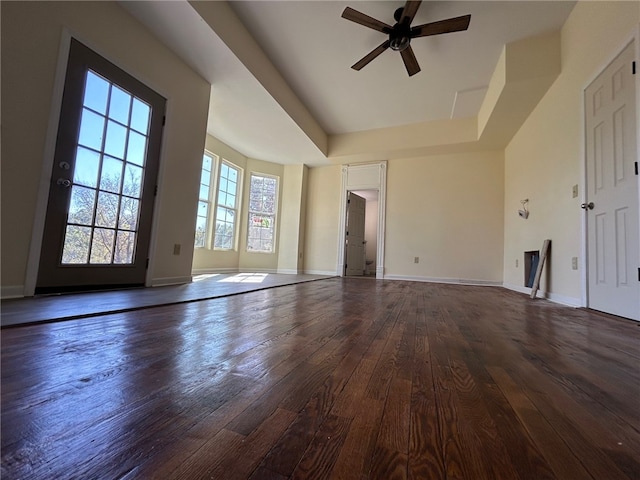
1,278,639,479
0,273,334,327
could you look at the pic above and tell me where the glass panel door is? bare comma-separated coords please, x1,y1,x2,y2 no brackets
37,39,165,293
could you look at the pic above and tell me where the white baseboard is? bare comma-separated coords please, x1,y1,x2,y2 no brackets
151,276,192,287
546,291,582,308
304,269,338,276
502,283,581,307
502,283,545,298
384,275,502,287
276,269,300,275
238,268,277,274
191,268,238,276
1,285,25,299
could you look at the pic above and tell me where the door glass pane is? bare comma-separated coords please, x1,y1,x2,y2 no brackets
104,120,127,158
95,191,119,228
130,98,150,133
118,197,139,231
62,225,91,264
108,85,131,125
100,156,123,194
90,228,115,263
126,131,147,166
73,147,100,188
123,164,143,198
78,109,105,150
68,186,96,226
194,216,207,248
114,231,136,264
83,71,109,114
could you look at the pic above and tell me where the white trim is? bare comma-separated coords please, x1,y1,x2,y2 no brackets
238,267,278,274
503,283,581,307
276,269,300,275
337,162,387,279
191,268,238,276
304,269,337,276
503,282,547,299
547,292,582,308
337,166,348,276
151,276,192,287
1,286,26,300
385,275,502,287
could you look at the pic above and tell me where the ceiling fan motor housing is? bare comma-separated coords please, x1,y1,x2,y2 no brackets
390,7,411,51
389,23,411,51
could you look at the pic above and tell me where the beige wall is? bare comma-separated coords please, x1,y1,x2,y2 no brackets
503,1,640,304
304,165,342,274
385,152,505,283
1,1,210,295
278,164,308,273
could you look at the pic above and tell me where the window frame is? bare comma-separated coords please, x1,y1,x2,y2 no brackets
212,159,242,251
194,153,242,251
246,172,279,254
194,152,217,249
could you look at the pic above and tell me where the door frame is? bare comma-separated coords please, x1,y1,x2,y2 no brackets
337,162,387,279
24,30,166,296
581,25,640,311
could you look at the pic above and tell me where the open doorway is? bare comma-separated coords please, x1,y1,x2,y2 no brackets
337,162,387,279
347,189,378,277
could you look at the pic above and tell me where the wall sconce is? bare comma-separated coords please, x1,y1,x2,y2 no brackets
519,199,529,219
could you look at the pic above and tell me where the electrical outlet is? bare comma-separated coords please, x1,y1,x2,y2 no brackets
516,259,519,268
571,257,578,270
414,257,419,264
572,184,578,198
173,244,181,255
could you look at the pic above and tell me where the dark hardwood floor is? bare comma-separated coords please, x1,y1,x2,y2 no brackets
2,278,639,479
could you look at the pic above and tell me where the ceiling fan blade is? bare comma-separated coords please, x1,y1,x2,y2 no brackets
410,14,471,38
342,7,392,33
400,45,421,76
352,40,391,71
399,0,422,25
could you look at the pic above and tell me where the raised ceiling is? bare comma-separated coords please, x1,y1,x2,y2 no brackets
120,1,576,166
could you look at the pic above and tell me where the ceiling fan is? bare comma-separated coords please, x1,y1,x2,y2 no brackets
341,0,471,77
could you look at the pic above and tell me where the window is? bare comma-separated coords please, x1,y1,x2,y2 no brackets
213,162,239,249
247,174,278,253
195,154,241,250
195,153,215,248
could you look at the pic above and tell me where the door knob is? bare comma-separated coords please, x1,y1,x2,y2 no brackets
57,178,71,187
581,202,594,210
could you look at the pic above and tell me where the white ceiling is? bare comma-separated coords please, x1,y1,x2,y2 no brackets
121,0,576,166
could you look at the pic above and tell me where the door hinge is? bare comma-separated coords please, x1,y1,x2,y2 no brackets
633,61,636,75
162,115,166,126
154,185,158,196
638,267,640,282
635,161,638,175
146,258,150,270
346,231,349,236
347,199,350,204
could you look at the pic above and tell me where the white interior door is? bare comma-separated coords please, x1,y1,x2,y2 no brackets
585,42,639,321
345,192,366,276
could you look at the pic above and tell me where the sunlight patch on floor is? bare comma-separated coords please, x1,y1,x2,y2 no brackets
192,274,220,282
219,273,268,283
